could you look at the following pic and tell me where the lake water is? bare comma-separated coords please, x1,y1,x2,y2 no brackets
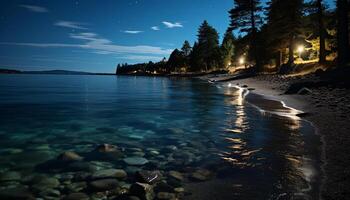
0,74,320,200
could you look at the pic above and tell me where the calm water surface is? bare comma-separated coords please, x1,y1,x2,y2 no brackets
0,74,320,200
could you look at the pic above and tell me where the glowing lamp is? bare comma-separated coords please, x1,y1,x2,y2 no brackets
239,57,245,65
297,45,304,53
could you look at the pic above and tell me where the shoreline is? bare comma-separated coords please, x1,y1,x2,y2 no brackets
206,74,350,200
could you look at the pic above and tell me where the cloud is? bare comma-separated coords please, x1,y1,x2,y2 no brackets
151,26,160,31
123,30,143,34
0,32,173,55
19,5,49,13
120,55,164,61
55,21,88,30
162,21,183,28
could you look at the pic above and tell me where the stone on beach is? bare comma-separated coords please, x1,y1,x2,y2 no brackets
123,157,149,166
156,192,176,199
190,169,212,181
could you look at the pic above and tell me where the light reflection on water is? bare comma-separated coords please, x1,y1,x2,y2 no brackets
0,75,320,200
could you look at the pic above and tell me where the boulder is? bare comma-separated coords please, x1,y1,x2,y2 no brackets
64,192,89,200
0,171,21,182
129,182,154,200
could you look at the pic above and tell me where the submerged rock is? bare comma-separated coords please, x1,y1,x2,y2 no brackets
168,171,184,181
64,192,89,200
135,170,162,184
32,177,60,192
0,171,21,182
129,182,154,200
91,169,127,180
95,144,119,153
89,178,119,191
0,187,35,200
123,157,149,166
190,169,212,181
156,192,176,199
57,151,83,162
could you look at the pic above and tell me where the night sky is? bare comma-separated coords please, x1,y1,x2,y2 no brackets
0,0,336,73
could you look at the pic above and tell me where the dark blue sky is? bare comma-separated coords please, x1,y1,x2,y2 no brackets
0,0,335,73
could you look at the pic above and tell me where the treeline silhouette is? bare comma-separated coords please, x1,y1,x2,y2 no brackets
116,0,349,75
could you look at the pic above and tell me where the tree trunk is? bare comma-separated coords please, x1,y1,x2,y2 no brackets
317,0,326,63
276,50,282,69
288,37,295,65
337,0,350,67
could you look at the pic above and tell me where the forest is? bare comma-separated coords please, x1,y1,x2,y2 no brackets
116,0,349,76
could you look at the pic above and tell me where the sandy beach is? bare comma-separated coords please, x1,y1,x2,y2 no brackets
206,74,350,200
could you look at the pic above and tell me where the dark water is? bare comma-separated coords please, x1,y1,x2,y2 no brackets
0,74,320,200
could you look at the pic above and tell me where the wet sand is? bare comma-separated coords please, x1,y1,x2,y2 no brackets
206,74,350,200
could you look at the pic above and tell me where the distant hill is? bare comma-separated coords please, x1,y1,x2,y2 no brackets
23,70,93,75
0,69,22,74
0,69,114,75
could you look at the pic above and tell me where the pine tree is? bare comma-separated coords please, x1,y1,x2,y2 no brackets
167,49,185,72
229,0,263,69
266,0,304,66
181,40,192,57
306,0,327,63
336,0,349,67
221,29,235,68
196,20,221,71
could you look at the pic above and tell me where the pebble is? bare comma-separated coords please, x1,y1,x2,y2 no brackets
91,169,127,180
157,192,176,199
190,169,211,181
0,187,34,200
64,192,89,200
89,178,119,191
123,157,149,166
169,171,184,181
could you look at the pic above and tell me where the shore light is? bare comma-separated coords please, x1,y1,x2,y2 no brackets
297,45,304,54
239,57,245,65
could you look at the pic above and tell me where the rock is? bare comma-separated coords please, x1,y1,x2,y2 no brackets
135,170,162,184
156,192,176,199
64,192,89,200
297,87,312,95
242,85,248,88
0,187,35,200
32,177,60,192
168,171,184,181
123,157,149,166
39,189,60,199
65,182,87,192
129,182,154,200
57,152,83,162
174,187,184,193
91,169,127,180
89,178,119,191
0,171,21,182
190,169,212,181
95,144,118,153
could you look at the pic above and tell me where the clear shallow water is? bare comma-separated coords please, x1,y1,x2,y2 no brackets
0,74,320,200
